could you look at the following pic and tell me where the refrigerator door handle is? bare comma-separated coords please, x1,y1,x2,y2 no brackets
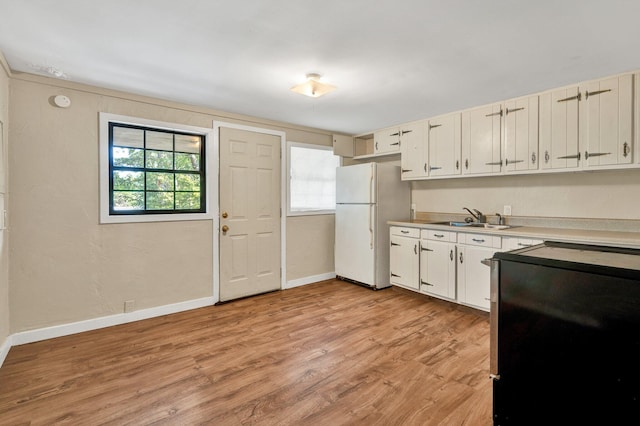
368,204,374,249
369,164,375,203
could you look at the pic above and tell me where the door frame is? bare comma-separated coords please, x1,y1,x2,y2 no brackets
212,121,287,303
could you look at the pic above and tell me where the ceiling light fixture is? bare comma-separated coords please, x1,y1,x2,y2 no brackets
290,73,336,98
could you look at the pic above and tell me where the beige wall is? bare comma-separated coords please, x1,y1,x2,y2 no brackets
411,168,640,220
0,55,9,345
9,74,335,333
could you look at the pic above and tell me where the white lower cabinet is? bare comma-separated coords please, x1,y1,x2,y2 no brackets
503,236,544,251
389,227,420,290
390,227,503,312
419,230,457,300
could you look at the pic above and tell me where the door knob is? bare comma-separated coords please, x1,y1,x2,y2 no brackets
221,225,229,233
221,211,228,218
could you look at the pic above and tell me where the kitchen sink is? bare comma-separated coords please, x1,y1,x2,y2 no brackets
430,221,514,230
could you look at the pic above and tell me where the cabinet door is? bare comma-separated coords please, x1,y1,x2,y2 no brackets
400,121,427,180
420,239,456,300
462,103,502,175
457,245,494,311
390,235,419,290
539,86,580,170
333,134,354,157
580,74,633,167
374,127,401,154
504,96,539,172
428,113,462,176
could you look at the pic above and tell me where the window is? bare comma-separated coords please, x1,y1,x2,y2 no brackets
287,142,340,216
100,113,213,223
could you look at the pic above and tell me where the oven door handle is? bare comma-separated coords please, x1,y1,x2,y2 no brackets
487,257,500,381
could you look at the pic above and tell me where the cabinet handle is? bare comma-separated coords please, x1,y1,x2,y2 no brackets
485,110,503,117
375,141,378,150
401,130,413,135
424,163,427,173
401,169,412,173
472,238,486,243
544,150,550,163
485,161,503,166
584,151,611,160
456,160,460,170
465,159,469,169
391,242,401,247
557,93,581,102
505,107,524,115
584,89,611,99
428,123,442,130
459,252,464,264
390,142,400,146
557,152,581,161
414,244,418,255
400,230,409,233
531,152,536,164
391,272,401,278
504,159,523,166
421,279,434,287
450,249,454,261
429,166,442,171
390,132,400,137
421,246,433,252
433,234,444,238
623,142,630,157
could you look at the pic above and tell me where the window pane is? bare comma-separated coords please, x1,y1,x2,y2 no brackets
146,131,173,151
176,192,201,210
113,191,144,210
175,173,200,191
175,134,201,153
147,192,174,210
113,147,144,168
289,145,340,212
113,127,143,149
146,150,174,169
175,152,200,171
146,172,174,191
113,171,144,190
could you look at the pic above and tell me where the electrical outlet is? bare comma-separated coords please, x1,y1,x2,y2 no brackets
411,203,416,219
124,300,135,313
503,205,512,216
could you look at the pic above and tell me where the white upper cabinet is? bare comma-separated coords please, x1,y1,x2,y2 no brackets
580,73,633,168
400,121,427,180
539,86,581,170
427,112,462,177
462,103,502,175
373,126,401,154
503,95,539,172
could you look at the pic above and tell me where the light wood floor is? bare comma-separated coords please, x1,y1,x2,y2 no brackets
0,280,492,425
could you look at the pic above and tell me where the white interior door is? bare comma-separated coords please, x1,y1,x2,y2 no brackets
219,127,281,301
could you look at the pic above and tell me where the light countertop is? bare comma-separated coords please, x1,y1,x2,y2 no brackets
388,219,640,250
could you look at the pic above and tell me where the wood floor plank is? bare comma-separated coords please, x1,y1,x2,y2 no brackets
0,279,492,425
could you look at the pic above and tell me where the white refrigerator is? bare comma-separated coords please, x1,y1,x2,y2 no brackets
335,162,411,289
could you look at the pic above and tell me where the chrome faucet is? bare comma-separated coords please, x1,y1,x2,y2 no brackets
463,207,486,223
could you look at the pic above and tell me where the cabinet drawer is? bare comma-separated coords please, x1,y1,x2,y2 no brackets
390,226,420,238
459,233,501,248
503,237,544,251
421,229,457,242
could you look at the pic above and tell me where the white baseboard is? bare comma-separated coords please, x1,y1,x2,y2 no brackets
0,334,12,367
10,296,214,347
284,272,336,290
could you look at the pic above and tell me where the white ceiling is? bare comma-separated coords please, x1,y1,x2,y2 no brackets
1,0,640,135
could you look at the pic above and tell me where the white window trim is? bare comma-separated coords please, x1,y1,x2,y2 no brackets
287,141,340,217
99,112,214,224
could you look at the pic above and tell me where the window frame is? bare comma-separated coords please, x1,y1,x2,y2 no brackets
99,113,214,224
286,141,341,217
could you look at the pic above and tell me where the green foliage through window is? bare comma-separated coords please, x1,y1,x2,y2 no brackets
109,123,206,214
